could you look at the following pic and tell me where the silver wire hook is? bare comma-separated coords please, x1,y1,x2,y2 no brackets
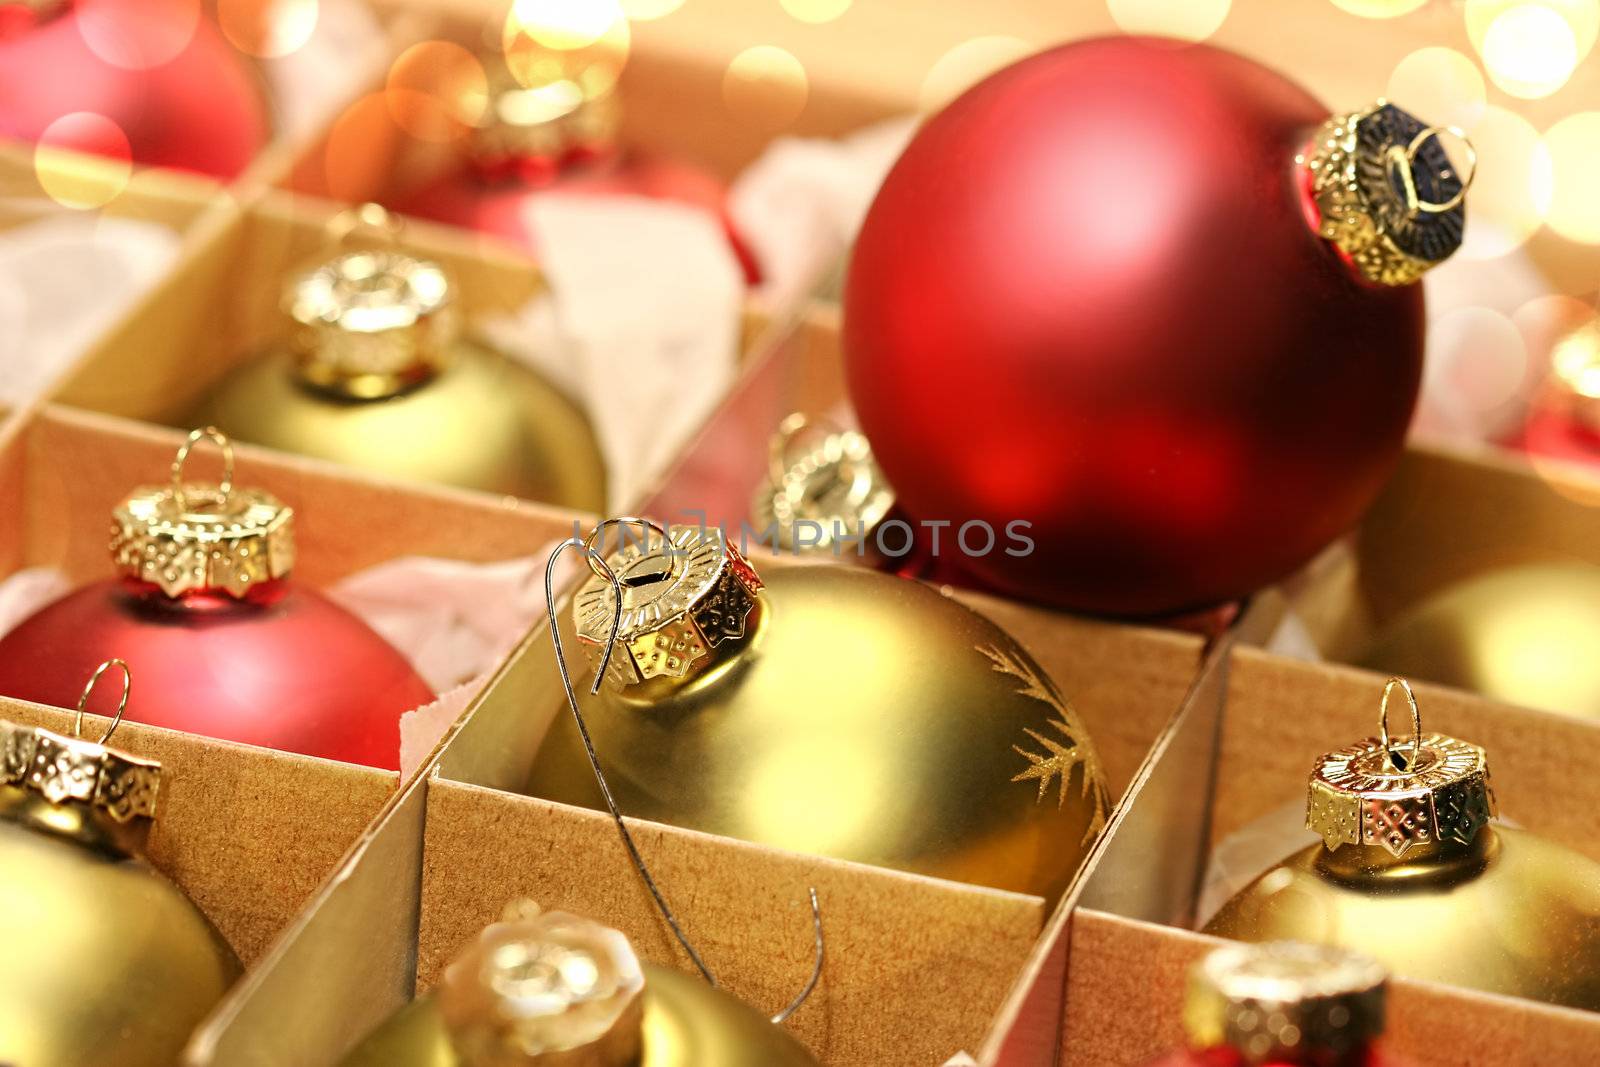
543,534,826,1020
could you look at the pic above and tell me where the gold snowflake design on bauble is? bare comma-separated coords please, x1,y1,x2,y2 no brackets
981,645,1110,844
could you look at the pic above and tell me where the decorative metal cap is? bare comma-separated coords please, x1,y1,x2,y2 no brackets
1302,101,1473,286
0,661,159,824
1305,678,1496,860
573,520,764,689
111,428,295,600
472,53,621,174
1185,942,1388,1063
438,900,645,1066
751,413,895,553
285,205,458,400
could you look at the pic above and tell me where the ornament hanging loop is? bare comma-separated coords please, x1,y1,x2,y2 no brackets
768,412,843,485
75,658,131,745
1378,677,1423,772
171,427,234,512
1388,125,1476,218
325,202,404,249
580,517,669,583
545,536,826,1021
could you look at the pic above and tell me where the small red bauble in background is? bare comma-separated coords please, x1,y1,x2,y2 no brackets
1146,942,1407,1067
391,56,760,284
843,37,1470,618
1514,320,1600,471
0,0,269,179
0,431,433,770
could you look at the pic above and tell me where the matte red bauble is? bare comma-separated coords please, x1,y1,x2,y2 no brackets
843,37,1470,617
0,0,269,179
391,55,760,284
0,430,433,769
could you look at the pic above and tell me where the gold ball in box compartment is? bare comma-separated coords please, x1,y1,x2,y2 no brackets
1204,680,1600,1012
530,525,1112,900
189,239,606,510
0,718,239,1067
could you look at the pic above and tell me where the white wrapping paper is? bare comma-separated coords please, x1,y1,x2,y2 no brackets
728,116,918,309
479,194,745,512
0,214,181,407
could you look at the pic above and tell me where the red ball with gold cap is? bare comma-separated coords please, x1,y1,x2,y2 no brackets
0,429,434,769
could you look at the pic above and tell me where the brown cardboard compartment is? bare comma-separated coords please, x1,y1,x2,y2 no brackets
182,545,1212,1067
406,546,1209,1067
1247,442,1600,714
0,403,582,755
0,697,395,968
1056,647,1600,1066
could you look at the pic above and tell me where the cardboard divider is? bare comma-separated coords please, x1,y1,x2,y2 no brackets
1067,645,1600,1065
0,697,394,966
1246,443,1600,715
421,779,1045,1067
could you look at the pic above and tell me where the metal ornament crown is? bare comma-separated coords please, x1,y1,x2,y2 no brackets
0,720,159,823
1306,730,1496,859
573,523,763,688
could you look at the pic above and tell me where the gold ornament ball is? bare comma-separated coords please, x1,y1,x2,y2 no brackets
1204,682,1600,1012
0,720,240,1067
189,230,605,510
1362,561,1600,720
529,526,1111,900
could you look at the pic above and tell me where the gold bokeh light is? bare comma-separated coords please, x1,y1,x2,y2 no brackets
722,45,809,130
385,41,489,144
1106,0,1232,40
1453,106,1552,260
1386,47,1488,131
1330,0,1428,16
1542,112,1600,244
218,0,319,58
919,36,1033,113
34,113,132,210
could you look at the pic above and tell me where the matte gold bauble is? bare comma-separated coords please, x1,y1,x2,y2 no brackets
1362,562,1600,720
190,210,605,510
340,902,818,1067
1204,679,1600,1012
529,523,1111,900
0,699,240,1066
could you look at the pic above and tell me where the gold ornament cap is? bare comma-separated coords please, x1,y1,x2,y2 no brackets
111,428,295,599
1305,678,1497,861
1302,101,1473,286
574,520,764,689
752,413,895,553
438,900,646,1066
475,52,621,169
286,205,459,400
0,661,159,824
1185,941,1388,1063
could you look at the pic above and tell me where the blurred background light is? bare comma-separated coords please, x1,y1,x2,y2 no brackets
1542,112,1600,243
1453,106,1552,260
35,113,131,209
723,45,809,130
1386,47,1488,130
919,36,1033,113
1106,0,1232,41
781,0,854,24
385,41,488,143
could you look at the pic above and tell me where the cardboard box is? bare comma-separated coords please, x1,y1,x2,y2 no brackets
1061,647,1600,1066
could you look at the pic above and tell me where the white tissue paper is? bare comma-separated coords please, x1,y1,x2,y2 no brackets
478,193,745,512
729,116,918,310
0,214,181,407
260,0,390,141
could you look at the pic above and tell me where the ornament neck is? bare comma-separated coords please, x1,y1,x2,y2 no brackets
0,783,148,858
118,575,288,613
468,62,622,185
1315,822,1496,887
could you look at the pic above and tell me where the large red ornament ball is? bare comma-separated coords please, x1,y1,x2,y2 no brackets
0,579,434,770
843,37,1428,617
0,0,269,179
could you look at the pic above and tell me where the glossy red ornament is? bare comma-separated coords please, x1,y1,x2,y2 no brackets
843,37,1467,617
0,432,432,770
0,0,269,179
